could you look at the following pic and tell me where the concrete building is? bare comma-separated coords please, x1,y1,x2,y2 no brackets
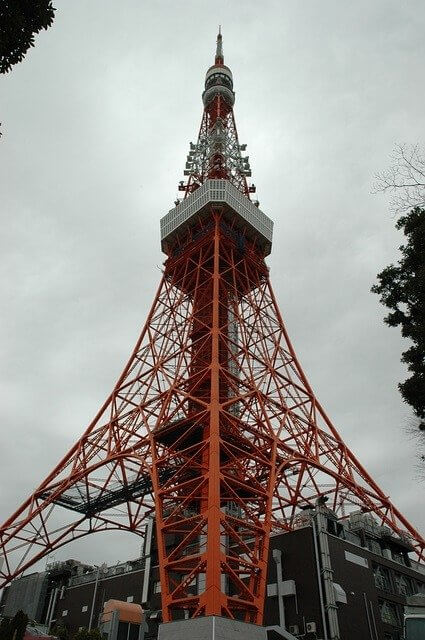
266,507,425,640
1,571,48,621
2,509,425,640
0,559,94,627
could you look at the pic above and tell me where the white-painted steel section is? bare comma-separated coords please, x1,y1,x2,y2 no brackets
160,179,273,249
205,65,233,83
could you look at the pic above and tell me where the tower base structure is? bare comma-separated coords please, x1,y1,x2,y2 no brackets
158,616,267,640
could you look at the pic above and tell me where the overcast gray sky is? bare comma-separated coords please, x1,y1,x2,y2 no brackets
1,0,424,570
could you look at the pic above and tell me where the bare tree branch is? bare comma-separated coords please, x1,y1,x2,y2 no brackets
405,415,425,477
372,143,425,215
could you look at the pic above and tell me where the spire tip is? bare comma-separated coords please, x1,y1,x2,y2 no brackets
215,27,223,64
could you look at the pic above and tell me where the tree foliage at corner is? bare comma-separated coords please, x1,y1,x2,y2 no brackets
1,611,29,640
0,617,11,640
0,1,55,74
50,624,69,640
372,207,425,429
72,629,102,640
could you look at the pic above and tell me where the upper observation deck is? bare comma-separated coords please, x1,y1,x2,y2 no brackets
160,179,273,256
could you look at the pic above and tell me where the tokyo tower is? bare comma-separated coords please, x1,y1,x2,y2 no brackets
1,30,424,637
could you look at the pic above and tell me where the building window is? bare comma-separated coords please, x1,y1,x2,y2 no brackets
126,596,134,603
62,610,68,617
82,605,88,612
153,581,161,594
406,618,425,640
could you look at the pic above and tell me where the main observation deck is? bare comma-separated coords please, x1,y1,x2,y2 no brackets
160,179,274,256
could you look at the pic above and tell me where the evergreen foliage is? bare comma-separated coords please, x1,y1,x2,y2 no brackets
6,611,28,640
50,624,69,640
72,629,102,640
372,207,425,428
0,1,55,74
0,617,11,640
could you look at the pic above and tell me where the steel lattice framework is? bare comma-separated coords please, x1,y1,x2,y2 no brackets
1,31,424,625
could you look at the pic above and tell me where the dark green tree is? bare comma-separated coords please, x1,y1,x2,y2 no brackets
0,1,55,74
72,629,102,640
8,610,28,640
0,617,11,640
372,206,425,430
50,624,69,640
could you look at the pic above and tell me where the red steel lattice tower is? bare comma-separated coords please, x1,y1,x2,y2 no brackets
1,32,424,625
